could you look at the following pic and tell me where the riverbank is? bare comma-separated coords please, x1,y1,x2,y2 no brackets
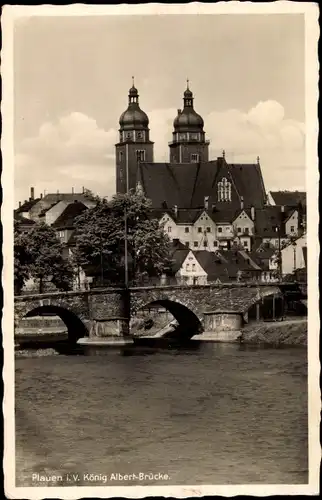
238,318,307,347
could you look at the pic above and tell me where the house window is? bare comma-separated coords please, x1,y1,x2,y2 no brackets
203,241,207,247
194,241,198,247
213,241,218,247
217,177,232,202
198,227,202,233
185,263,190,272
185,227,190,233
168,226,172,233
118,151,123,162
192,263,196,272
290,226,295,232
245,227,249,235
206,227,211,233
136,150,145,162
185,242,190,247
237,227,241,233
243,241,248,247
191,153,199,162
218,227,222,233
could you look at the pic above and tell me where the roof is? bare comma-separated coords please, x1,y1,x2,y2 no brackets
52,202,88,229
38,202,59,217
16,198,41,213
170,248,190,273
269,190,306,207
14,213,36,225
254,206,288,237
41,192,96,204
137,158,266,210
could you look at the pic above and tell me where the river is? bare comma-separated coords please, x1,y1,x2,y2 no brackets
15,342,308,486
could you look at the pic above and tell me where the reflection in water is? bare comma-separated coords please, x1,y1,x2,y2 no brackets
15,342,308,486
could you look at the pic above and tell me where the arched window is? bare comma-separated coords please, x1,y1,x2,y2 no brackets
217,177,231,202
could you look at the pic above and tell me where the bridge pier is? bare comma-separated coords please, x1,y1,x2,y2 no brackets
77,290,133,347
198,311,243,342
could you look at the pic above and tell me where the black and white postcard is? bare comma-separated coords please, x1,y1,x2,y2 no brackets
2,2,320,498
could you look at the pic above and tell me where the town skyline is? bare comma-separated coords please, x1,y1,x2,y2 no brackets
14,13,306,204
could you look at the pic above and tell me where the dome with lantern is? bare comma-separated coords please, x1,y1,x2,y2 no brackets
119,81,149,131
173,82,204,132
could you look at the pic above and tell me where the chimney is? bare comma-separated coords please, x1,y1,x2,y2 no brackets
240,196,244,210
40,193,43,199
281,205,285,213
251,205,255,221
30,187,35,200
204,196,209,210
173,204,178,218
72,187,74,194
19,201,21,208
82,186,85,194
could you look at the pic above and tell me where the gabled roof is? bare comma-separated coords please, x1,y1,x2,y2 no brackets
16,198,41,213
42,192,96,204
38,202,60,218
52,202,88,229
269,190,306,207
170,248,190,273
14,212,36,225
228,163,266,208
137,159,267,210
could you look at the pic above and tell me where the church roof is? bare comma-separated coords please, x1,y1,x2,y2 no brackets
137,160,266,210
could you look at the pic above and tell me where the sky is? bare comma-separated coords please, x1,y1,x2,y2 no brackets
13,12,306,204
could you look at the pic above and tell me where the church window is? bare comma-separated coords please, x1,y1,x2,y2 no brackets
126,132,132,139
185,227,190,233
136,150,146,162
137,132,143,139
118,151,123,162
217,177,232,202
191,153,199,162
198,227,202,233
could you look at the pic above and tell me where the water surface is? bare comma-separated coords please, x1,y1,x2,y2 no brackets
15,342,308,486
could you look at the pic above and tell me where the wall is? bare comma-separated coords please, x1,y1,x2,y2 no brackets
281,234,307,275
285,210,299,237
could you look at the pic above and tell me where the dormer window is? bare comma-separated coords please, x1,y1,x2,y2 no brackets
218,177,232,202
191,153,199,163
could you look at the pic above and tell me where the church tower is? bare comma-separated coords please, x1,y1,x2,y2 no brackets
116,79,154,194
169,81,209,164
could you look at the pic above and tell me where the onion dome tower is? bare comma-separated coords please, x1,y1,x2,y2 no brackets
169,80,209,163
116,78,154,194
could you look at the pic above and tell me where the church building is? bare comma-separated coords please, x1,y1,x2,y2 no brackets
115,80,267,213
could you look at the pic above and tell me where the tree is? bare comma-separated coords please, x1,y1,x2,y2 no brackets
73,191,172,285
14,221,31,294
22,223,74,293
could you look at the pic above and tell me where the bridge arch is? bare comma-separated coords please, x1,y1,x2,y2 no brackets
136,299,203,339
22,305,89,343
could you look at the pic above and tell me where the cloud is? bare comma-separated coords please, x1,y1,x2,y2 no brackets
15,101,306,203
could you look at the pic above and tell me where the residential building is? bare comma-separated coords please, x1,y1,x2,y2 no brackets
280,233,307,276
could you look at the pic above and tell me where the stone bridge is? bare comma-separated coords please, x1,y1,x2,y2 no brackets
14,282,306,343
